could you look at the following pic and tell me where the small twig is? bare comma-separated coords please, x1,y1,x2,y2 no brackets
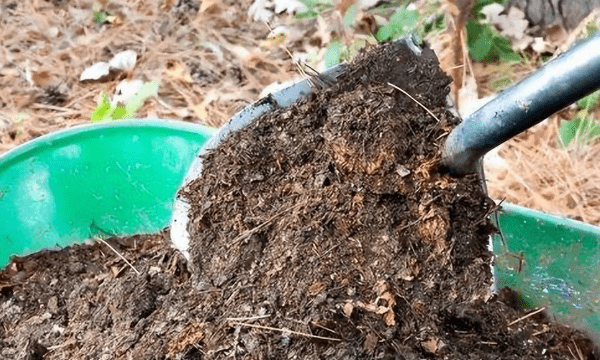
263,22,312,85
572,339,584,360
64,91,95,109
569,346,577,359
230,322,341,342
30,103,80,116
387,83,440,123
30,103,74,112
46,339,76,351
225,315,271,322
398,218,422,231
507,307,546,327
447,64,465,70
533,327,549,336
480,341,497,345
310,321,339,335
97,238,141,276
474,198,505,226
156,98,174,110
230,203,303,246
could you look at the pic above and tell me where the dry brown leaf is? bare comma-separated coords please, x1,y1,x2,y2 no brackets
546,24,569,49
200,0,221,14
193,104,208,120
373,280,389,296
165,62,193,84
336,0,356,16
167,322,205,357
356,301,388,315
356,11,378,34
308,281,326,296
161,0,176,10
31,70,52,87
422,338,439,354
380,291,396,307
397,270,414,281
342,302,354,317
363,332,378,351
382,309,396,326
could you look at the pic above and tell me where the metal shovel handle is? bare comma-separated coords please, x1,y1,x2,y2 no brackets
443,31,600,176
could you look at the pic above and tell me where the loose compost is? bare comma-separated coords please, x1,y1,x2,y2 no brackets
1,41,598,359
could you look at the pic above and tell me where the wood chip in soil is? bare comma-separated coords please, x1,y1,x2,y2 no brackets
1,41,598,360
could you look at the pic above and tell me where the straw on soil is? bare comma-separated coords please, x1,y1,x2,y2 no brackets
0,0,294,153
485,118,600,226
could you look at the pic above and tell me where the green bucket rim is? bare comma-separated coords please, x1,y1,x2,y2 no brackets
0,119,217,168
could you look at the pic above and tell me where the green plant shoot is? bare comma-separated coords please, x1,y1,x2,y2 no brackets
92,0,109,24
376,6,419,43
466,0,521,63
577,89,600,111
466,21,521,63
295,0,333,19
558,117,600,148
91,80,159,122
558,88,600,148
324,40,345,68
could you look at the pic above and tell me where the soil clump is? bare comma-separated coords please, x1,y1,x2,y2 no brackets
179,40,598,359
1,40,598,359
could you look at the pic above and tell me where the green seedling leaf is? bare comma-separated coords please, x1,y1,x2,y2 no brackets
466,22,493,61
90,81,159,122
92,0,109,24
376,6,418,43
296,0,332,19
299,0,318,8
342,4,358,27
91,94,112,122
466,20,521,63
423,14,445,35
324,40,345,68
558,116,600,147
585,21,599,36
110,105,127,120
346,37,367,60
93,11,108,24
577,89,600,111
295,9,318,19
124,80,160,119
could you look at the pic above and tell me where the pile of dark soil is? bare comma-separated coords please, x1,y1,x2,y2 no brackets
0,233,596,359
179,40,598,359
1,40,598,359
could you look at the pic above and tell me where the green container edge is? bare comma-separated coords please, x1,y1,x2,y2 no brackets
494,202,600,334
0,119,216,269
1,97,599,337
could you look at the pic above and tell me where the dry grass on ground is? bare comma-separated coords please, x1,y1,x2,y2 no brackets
486,118,600,226
0,0,295,153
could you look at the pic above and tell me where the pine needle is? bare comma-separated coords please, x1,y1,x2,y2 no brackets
230,322,341,342
507,307,546,327
97,237,141,276
388,82,441,122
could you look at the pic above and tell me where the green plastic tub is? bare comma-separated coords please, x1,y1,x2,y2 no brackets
0,119,215,268
1,75,599,337
493,203,600,334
